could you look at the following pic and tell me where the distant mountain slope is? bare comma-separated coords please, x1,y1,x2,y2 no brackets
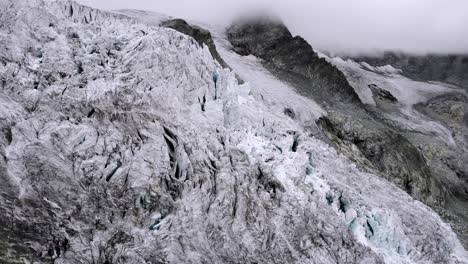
351,52,468,88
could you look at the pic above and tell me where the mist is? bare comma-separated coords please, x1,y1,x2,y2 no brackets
76,0,468,56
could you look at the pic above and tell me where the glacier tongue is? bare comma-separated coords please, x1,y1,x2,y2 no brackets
0,0,467,263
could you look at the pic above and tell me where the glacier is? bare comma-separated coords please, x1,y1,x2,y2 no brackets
0,0,467,263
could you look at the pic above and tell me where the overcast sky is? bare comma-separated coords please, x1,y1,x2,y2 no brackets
76,0,468,55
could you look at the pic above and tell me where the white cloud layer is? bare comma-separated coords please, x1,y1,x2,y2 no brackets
76,0,468,55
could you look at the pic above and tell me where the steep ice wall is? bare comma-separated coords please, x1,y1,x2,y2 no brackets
0,1,467,263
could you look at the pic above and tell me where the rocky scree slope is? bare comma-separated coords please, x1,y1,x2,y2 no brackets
0,1,467,263
226,18,468,249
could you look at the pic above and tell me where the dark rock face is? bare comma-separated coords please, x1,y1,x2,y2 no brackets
354,52,468,88
226,18,361,104
415,93,468,244
368,84,398,102
317,110,434,201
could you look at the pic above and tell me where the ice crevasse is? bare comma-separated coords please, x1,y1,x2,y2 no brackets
0,0,467,263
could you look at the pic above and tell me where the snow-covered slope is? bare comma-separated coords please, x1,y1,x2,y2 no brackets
0,0,467,263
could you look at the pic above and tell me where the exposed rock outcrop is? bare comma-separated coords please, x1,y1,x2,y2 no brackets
368,84,398,103
227,18,361,104
414,93,468,244
317,111,434,200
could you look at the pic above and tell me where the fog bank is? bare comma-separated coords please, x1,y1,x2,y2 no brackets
76,0,468,56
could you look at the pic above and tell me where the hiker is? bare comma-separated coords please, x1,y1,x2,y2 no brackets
212,67,219,100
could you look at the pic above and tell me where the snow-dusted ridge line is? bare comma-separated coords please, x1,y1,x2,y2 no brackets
0,0,467,263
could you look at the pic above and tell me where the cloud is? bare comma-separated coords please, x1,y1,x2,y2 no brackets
76,0,468,55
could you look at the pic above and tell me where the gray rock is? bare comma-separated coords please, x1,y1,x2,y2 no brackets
226,17,361,104
368,84,398,102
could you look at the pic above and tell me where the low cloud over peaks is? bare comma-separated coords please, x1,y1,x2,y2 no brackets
77,0,468,56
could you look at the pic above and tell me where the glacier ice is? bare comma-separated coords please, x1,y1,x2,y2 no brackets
0,0,466,263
